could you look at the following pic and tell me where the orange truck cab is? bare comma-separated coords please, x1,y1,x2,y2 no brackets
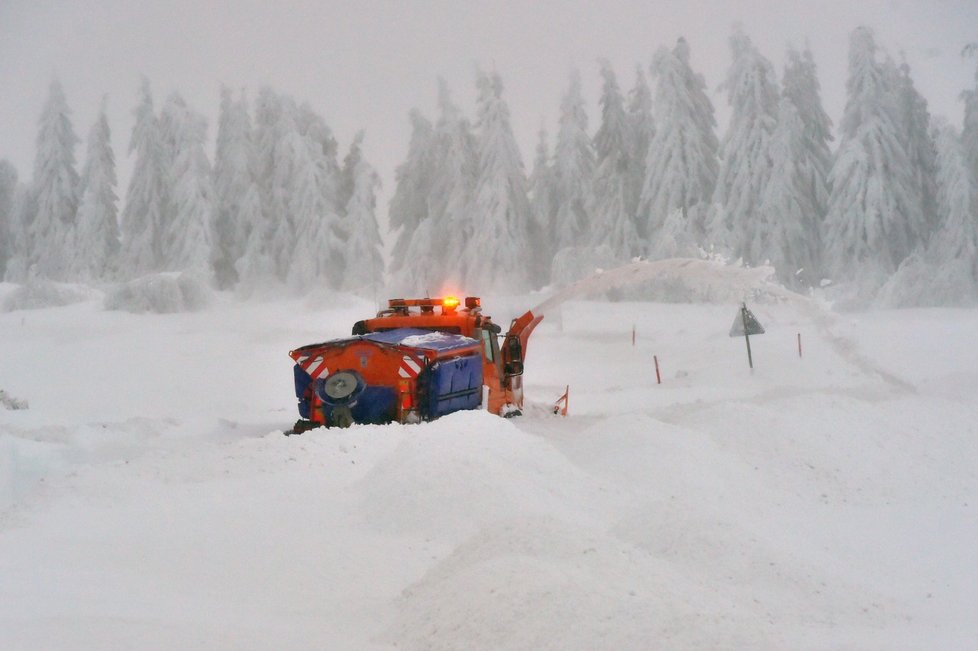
288,296,542,432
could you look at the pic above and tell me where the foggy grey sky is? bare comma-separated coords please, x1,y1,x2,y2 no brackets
1,0,976,228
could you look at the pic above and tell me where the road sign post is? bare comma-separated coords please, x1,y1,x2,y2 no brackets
729,302,765,370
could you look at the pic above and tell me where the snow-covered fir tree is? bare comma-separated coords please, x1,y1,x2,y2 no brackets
781,44,833,277
551,70,594,253
212,86,256,288
0,161,18,279
159,94,214,279
626,65,655,221
30,79,80,280
461,70,533,293
233,184,271,296
70,100,119,281
527,123,557,286
927,120,978,300
823,27,918,295
960,44,978,184
252,87,284,233
397,80,477,293
4,183,35,282
340,132,384,295
589,61,639,260
282,103,346,291
388,109,435,280
638,37,718,258
757,97,822,287
290,104,345,290
120,78,167,278
878,120,978,306
892,58,938,241
708,28,779,263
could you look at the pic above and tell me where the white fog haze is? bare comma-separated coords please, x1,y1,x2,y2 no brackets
3,1,978,648
1,0,975,207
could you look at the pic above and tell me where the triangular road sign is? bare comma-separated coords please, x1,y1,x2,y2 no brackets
729,305,765,337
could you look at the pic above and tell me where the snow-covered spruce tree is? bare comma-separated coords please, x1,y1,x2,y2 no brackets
926,120,978,301
0,161,18,279
781,45,833,278
878,120,978,306
461,70,533,293
4,183,35,282
70,100,120,282
708,28,779,263
252,87,284,236
551,70,594,253
527,123,557,286
290,104,345,290
960,44,978,184
264,95,301,283
757,97,822,288
340,132,384,295
589,61,639,261
626,65,655,221
638,37,718,258
388,109,435,281
120,78,167,278
397,80,477,294
892,58,939,242
233,183,271,296
159,94,214,279
30,79,80,280
282,103,346,292
823,27,918,296
212,86,256,288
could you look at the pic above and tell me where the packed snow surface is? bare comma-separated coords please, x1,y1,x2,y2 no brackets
1,279,977,649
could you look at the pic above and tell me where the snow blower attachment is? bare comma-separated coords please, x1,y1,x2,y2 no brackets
288,296,542,433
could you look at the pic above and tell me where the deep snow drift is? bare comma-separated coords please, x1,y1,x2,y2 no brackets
1,266,977,649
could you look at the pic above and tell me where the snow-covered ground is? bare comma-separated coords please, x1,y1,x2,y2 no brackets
1,274,977,649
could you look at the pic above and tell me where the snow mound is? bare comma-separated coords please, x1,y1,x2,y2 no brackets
0,281,98,312
874,254,978,308
104,272,213,313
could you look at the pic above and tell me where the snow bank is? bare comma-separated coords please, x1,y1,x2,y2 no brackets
2,293,978,648
103,272,213,313
0,281,97,312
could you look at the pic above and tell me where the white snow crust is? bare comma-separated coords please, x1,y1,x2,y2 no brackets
399,331,478,348
2,264,977,649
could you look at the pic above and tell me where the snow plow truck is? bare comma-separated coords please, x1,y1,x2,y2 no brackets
288,296,542,433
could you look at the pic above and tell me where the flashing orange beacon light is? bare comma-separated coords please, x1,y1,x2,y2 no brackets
442,295,460,312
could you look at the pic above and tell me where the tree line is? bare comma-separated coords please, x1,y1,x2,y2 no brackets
1,25,976,307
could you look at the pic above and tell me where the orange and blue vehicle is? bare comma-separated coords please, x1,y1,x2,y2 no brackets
288,296,542,432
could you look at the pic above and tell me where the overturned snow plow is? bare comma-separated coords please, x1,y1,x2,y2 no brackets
288,296,542,433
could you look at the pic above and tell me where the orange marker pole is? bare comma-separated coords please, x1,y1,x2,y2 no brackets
797,333,802,358
654,355,661,384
